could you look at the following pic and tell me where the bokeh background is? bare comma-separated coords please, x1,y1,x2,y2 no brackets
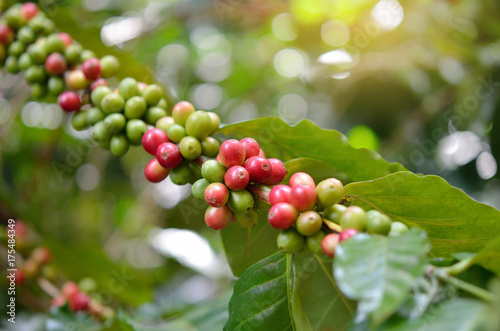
2,0,500,327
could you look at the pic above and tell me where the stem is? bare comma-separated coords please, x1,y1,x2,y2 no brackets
37,278,60,298
246,184,271,205
442,257,475,276
434,269,495,303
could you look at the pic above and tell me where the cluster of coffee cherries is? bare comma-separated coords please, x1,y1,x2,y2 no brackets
13,245,53,286
191,138,287,230
142,101,221,185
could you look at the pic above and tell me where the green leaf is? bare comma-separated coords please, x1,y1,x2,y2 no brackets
45,306,100,331
220,118,406,182
334,229,430,326
380,298,490,331
221,210,280,277
224,252,312,331
294,253,356,330
344,172,500,257
284,158,351,184
471,236,500,276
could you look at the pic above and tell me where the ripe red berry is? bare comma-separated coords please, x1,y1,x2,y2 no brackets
219,139,246,168
58,91,81,112
205,205,234,230
204,182,229,207
45,53,67,76
14,269,26,286
69,292,90,312
289,172,315,188
82,57,102,81
258,149,266,157
321,233,340,257
224,166,250,191
144,158,169,183
51,295,66,307
262,158,286,185
142,128,170,156
62,282,80,299
243,156,272,184
339,228,358,242
90,78,109,91
240,137,260,159
0,25,14,45
289,184,317,212
20,2,39,22
156,142,182,169
58,32,73,46
216,154,221,163
269,185,292,206
31,246,52,265
267,202,298,230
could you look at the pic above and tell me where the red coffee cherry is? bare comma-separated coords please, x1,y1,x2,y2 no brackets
258,149,265,157
14,269,26,286
58,91,81,112
243,156,272,184
204,183,230,207
20,2,39,21
142,128,170,156
51,295,66,308
31,246,52,265
262,158,286,185
267,202,298,230
339,228,358,242
90,78,109,91
156,142,182,169
289,184,317,212
69,292,90,312
62,281,80,299
216,154,221,163
289,172,315,188
205,205,234,230
45,52,67,76
0,25,14,46
321,233,340,257
58,32,73,46
82,57,102,81
224,166,250,191
269,185,292,206
144,158,169,183
240,137,260,159
219,139,246,168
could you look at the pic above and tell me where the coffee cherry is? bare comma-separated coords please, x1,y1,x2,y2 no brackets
262,158,286,185
62,281,80,299
69,292,90,312
20,3,39,22
179,136,202,160
316,178,344,209
204,182,230,207
46,33,65,54
388,222,409,236
91,86,112,107
58,91,81,112
207,112,221,135
224,166,250,191
17,26,35,44
243,156,273,184
8,41,25,56
156,98,168,110
25,65,45,84
169,162,192,185
101,93,125,114
267,202,298,230
156,116,175,134
192,178,210,201
124,96,147,119
201,136,221,158
296,211,322,236
66,69,90,90
5,56,19,74
289,184,316,212
141,84,163,106
172,101,195,126
187,162,202,184
185,111,212,140
201,160,226,183
31,84,47,100
90,78,109,91
48,76,64,95
366,210,392,235
0,25,14,46
65,43,82,64
142,128,169,156
323,204,346,224
144,106,167,125
80,49,96,63
110,134,130,157
86,107,105,126
92,121,112,142
118,77,139,99
103,113,126,135
339,228,358,242
289,172,315,188
81,57,101,81
240,137,260,159
277,228,305,253
235,210,259,228
321,233,340,257
58,32,73,46
340,206,367,232
71,111,89,131
156,142,182,169
167,123,187,143
100,55,119,78
228,189,254,214
144,158,169,183
125,119,147,145
51,295,66,307
205,205,233,230
306,230,325,255
14,269,26,286
4,7,23,30
269,185,292,206
31,246,52,265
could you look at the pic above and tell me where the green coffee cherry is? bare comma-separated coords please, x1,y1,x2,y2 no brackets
78,277,97,294
207,112,221,135
18,26,35,44
71,111,90,131
30,84,47,100
340,206,367,232
5,56,19,74
306,230,325,255
277,228,305,254
91,86,112,107
235,210,259,228
48,76,64,95
65,43,83,64
92,121,112,142
101,93,125,114
188,162,202,184
27,44,47,64
18,52,32,70
80,49,96,62
388,222,409,236
315,178,344,209
296,211,322,236
167,124,186,143
103,113,126,135
366,210,392,235
100,55,119,78
201,160,226,183
228,189,254,214
25,65,46,84
86,107,105,126
156,116,175,134
118,77,139,99
124,96,147,119
192,178,210,201
179,136,202,160
110,134,130,157
141,84,163,106
144,106,167,125
46,33,65,54
156,98,168,110
322,204,346,224
201,137,221,158
185,111,212,140
8,41,25,56
169,162,192,185
125,119,147,145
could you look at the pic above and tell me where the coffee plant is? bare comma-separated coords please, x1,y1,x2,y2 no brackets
2,1,500,330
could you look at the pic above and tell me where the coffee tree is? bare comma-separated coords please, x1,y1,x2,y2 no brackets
1,1,500,330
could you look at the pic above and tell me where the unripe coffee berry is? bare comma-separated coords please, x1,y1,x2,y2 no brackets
101,93,125,114
91,86,112,107
243,156,272,184
142,128,169,156
205,205,233,230
201,137,221,158
366,210,392,235
262,158,286,185
339,228,358,242
58,91,81,112
207,112,221,135
156,142,182,169
192,178,210,201
388,222,409,236
289,184,316,212
321,233,340,257
340,206,367,232
269,185,292,206
235,210,259,229
103,113,126,135
144,106,167,126
201,160,226,183
323,204,346,224
82,57,101,81
306,231,325,255
219,139,246,168
240,137,260,159
141,84,163,106
224,166,250,191
66,70,90,90
172,101,195,126
100,55,119,78
185,111,212,140
316,178,344,209
169,162,192,185
110,134,130,157
144,158,169,183
45,52,67,76
167,124,187,143
124,96,147,119
204,182,229,207
277,228,305,253
296,211,322,236
126,119,147,145
228,189,254,214
118,77,139,99
179,136,202,160
267,202,298,230
289,172,315,188
156,116,175,134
